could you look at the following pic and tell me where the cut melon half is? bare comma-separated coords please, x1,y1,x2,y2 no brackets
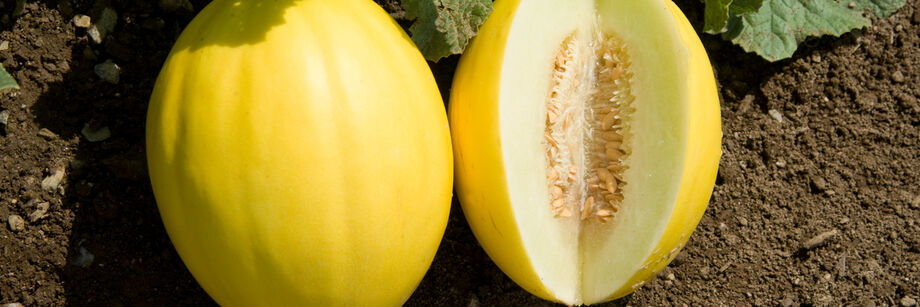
448,0,721,304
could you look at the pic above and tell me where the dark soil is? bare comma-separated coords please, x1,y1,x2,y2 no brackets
1,0,918,306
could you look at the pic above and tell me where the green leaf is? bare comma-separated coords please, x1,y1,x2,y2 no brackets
703,0,733,34
711,0,906,61
401,0,493,62
402,0,423,20
723,0,872,61
0,64,18,91
848,0,906,18
704,0,764,34
729,0,763,14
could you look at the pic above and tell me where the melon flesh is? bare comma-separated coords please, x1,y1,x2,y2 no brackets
449,0,720,304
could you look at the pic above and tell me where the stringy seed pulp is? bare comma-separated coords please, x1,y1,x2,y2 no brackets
544,31,634,223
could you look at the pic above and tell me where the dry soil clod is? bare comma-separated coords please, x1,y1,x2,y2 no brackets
803,229,839,250
7,215,25,232
73,14,91,28
41,167,65,193
29,202,50,222
38,128,58,140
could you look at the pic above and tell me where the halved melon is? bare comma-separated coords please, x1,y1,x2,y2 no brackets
448,0,720,304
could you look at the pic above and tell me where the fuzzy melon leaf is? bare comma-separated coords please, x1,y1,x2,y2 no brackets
703,0,764,34
715,0,905,61
703,0,733,34
0,64,19,91
723,0,873,61
402,0,492,62
730,0,764,13
850,0,906,18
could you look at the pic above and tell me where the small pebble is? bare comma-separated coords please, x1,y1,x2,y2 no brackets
0,109,9,126
737,94,755,114
811,175,827,191
848,2,856,8
3,303,24,307
0,40,8,51
28,202,49,222
803,229,839,250
37,128,57,139
94,59,120,84
775,160,787,167
96,7,117,39
737,216,749,226
72,246,95,267
41,168,65,192
768,109,784,123
81,123,111,142
891,70,905,83
811,54,821,63
72,14,91,28
666,273,676,280
910,195,919,208
902,296,917,307
87,25,102,44
7,214,25,231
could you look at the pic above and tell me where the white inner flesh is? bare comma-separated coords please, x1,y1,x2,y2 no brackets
498,0,689,304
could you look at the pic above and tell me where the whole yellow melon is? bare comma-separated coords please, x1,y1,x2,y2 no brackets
146,0,453,305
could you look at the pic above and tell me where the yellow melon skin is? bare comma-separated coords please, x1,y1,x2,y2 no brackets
146,0,452,305
449,0,721,304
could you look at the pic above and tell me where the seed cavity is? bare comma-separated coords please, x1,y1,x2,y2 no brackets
543,31,633,224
